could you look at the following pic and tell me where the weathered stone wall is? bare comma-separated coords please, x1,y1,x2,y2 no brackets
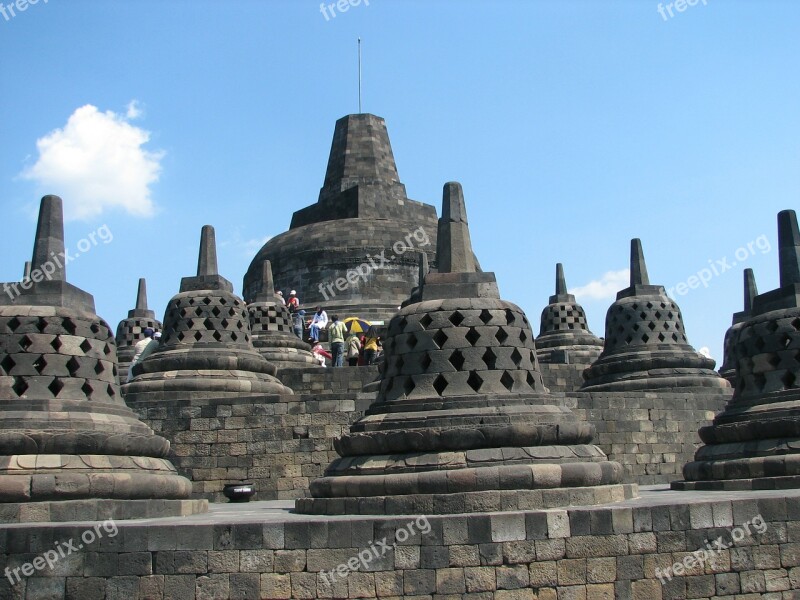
2,492,798,599
570,391,730,486
539,363,586,393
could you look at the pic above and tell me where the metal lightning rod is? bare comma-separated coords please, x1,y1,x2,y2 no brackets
358,37,362,114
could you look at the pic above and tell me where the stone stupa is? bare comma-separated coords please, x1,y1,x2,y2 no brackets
536,263,604,364
718,269,758,384
123,225,292,402
674,210,800,490
296,182,636,515
0,196,202,522
243,114,439,323
581,239,730,392
115,278,162,380
247,260,318,370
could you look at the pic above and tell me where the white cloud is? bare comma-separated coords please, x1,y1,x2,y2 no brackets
569,269,630,301
126,100,143,119
219,230,273,257
20,103,164,220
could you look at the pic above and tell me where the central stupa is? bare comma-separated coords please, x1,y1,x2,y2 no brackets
243,114,439,322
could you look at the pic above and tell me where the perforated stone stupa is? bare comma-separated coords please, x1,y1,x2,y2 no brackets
536,263,604,365
0,196,202,522
719,269,758,384
581,239,730,392
674,210,800,490
243,114,439,323
115,278,162,380
296,182,635,515
123,225,292,402
247,260,317,369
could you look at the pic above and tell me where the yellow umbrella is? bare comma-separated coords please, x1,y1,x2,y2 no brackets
343,317,371,335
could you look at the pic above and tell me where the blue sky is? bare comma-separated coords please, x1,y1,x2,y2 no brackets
1,0,798,362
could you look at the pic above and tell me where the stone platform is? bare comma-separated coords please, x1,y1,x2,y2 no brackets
1,486,799,599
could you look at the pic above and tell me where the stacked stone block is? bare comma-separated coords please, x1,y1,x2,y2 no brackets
719,268,758,384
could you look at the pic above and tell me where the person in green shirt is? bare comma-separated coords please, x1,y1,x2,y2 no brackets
328,315,347,367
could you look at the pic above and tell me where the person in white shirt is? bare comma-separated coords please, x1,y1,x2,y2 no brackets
127,328,155,383
309,306,328,341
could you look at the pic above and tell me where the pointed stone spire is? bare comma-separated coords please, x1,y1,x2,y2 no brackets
23,261,31,280
436,182,476,274
197,225,218,277
180,225,233,293
136,278,148,311
418,251,429,287
252,260,280,303
743,268,758,313
778,209,800,287
630,238,649,286
555,263,567,295
30,195,66,281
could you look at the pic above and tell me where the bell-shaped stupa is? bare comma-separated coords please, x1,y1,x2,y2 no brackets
296,183,635,515
247,260,318,369
674,210,800,490
0,196,201,521
718,269,758,384
581,239,729,391
536,263,604,364
123,225,292,401
115,278,162,379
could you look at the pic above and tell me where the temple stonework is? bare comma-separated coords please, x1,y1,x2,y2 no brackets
243,114,439,323
115,277,162,381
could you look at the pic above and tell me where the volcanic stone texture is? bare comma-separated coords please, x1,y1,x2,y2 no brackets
115,278,162,381
675,210,800,491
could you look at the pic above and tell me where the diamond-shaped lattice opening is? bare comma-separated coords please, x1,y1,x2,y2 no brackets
407,332,418,350
19,335,33,351
648,322,656,331
495,328,508,344
754,336,766,351
179,308,189,318
432,374,448,395
675,322,681,330
639,312,647,320
107,384,116,398
654,311,662,320
625,314,632,321
194,331,203,341
792,318,800,331
36,318,48,333
94,361,105,375
479,310,493,325
213,331,222,341
186,319,195,329
202,297,212,305
80,339,92,353
641,334,650,343
518,331,527,343
228,308,238,317
7,317,21,332
243,334,249,342
420,353,432,370
433,330,448,349
766,320,780,333
403,377,416,396
231,332,238,342
646,302,654,309
505,310,516,325
204,318,214,330
781,333,793,348
466,328,480,346
782,371,796,389
191,307,202,317
658,333,666,342
617,325,625,334
672,333,680,342
219,297,227,305
176,332,185,342
50,337,63,352
768,354,782,368
449,350,465,370
395,356,405,372
483,348,497,369
467,371,483,392
187,298,195,305
625,335,633,344
12,378,28,396
104,344,113,356
633,324,640,331
631,303,639,310
449,311,465,327
500,371,515,391
510,348,523,367
48,378,64,396
663,322,671,330
90,323,101,334
81,381,94,397
419,314,433,329
526,372,536,388
1,355,16,373
66,357,80,375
